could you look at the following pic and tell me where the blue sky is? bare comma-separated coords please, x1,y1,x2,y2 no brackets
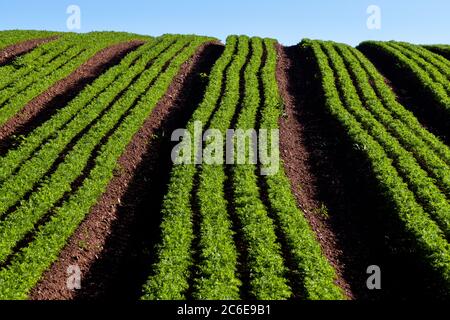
1,0,449,46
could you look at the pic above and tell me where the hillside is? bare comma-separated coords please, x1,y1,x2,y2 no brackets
0,30,449,301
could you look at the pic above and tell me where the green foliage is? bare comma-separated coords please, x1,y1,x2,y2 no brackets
357,41,450,122
423,44,450,60
193,36,250,300
0,30,60,51
141,36,238,300
0,32,152,127
228,37,291,300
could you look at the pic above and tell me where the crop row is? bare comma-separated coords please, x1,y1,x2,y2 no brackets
302,39,450,291
386,42,450,88
357,41,450,121
0,30,59,51
0,37,172,214
193,35,250,299
0,39,77,91
0,32,151,127
424,45,450,60
0,35,213,299
392,42,450,79
227,37,291,300
347,46,450,166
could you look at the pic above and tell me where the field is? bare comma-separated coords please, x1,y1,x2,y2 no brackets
0,30,449,300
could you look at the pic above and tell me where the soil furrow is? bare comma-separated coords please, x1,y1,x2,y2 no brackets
0,36,59,66
276,45,388,300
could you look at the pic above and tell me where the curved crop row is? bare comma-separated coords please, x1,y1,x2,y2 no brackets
0,32,151,127
0,30,59,51
386,42,450,88
0,44,87,105
0,37,174,214
424,45,450,61
0,37,168,185
393,42,450,79
193,36,291,300
337,45,450,201
302,39,450,291
357,41,450,122
1,42,75,92
141,36,238,300
192,36,251,300
347,46,450,166
0,40,75,90
260,39,345,300
0,35,213,300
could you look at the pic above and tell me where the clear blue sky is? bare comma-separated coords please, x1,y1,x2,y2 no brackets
1,0,449,46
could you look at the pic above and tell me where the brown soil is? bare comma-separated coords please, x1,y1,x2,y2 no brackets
276,44,355,299
0,40,145,153
29,41,224,300
0,36,59,66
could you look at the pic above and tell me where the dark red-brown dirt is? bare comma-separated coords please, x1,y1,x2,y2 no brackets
29,41,223,300
0,36,59,66
276,44,355,299
0,40,145,155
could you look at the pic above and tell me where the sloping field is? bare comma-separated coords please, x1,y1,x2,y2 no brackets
0,30,449,300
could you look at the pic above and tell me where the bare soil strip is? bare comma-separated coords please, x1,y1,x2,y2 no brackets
0,36,59,66
0,40,145,154
30,42,223,300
